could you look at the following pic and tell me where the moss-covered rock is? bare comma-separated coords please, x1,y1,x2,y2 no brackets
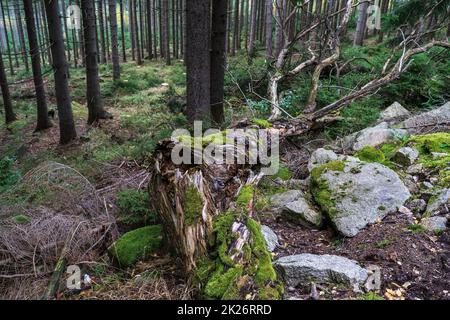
356,146,386,163
251,118,272,129
109,225,162,268
409,133,450,155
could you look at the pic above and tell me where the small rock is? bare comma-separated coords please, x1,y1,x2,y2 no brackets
261,225,279,252
403,175,420,194
283,197,322,227
420,181,434,190
420,216,448,232
399,206,413,217
379,102,411,122
406,163,424,175
273,254,368,291
407,199,427,216
270,190,302,209
393,147,419,166
403,102,450,134
345,122,409,151
426,189,450,216
432,152,449,159
308,148,339,172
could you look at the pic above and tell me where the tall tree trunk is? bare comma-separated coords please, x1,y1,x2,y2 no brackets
5,0,19,68
247,0,257,60
211,0,228,125
81,0,109,124
0,1,14,75
232,0,240,55
153,0,158,59
265,0,273,60
185,0,211,125
44,0,77,144
98,0,107,63
105,0,111,61
23,0,52,131
109,0,121,80
15,2,29,72
274,0,283,58
146,0,153,58
40,1,53,65
119,0,126,62
62,0,71,63
75,0,85,67
354,0,369,46
135,0,143,64
0,44,16,124
162,0,171,65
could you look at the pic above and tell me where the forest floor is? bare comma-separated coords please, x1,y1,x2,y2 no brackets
0,46,449,300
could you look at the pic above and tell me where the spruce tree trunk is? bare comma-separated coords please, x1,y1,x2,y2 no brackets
44,0,77,144
23,0,52,131
210,0,227,125
161,0,171,65
247,0,257,60
81,0,109,124
232,0,240,55
0,1,14,75
109,0,121,80
15,2,29,72
119,0,127,62
274,0,283,58
185,0,211,125
146,0,153,58
97,0,107,63
354,0,369,46
5,0,19,68
265,0,273,60
0,46,16,124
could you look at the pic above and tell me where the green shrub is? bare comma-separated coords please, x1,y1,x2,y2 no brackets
116,189,155,225
0,157,20,194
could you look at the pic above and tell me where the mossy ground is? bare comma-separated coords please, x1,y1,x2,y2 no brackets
109,225,163,268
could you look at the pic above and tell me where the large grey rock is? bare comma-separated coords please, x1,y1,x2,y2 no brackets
284,197,322,227
311,160,411,237
273,254,368,291
420,216,448,232
403,102,450,133
393,147,419,166
270,190,302,209
379,102,411,122
261,225,279,252
344,122,409,151
426,189,450,216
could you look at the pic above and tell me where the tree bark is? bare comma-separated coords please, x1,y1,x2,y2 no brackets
146,0,153,59
44,0,77,144
210,0,228,125
109,0,121,80
354,0,369,46
0,1,14,75
119,0,127,62
23,0,52,131
247,0,258,60
161,0,171,65
0,45,16,124
15,2,29,72
97,0,107,63
185,0,211,125
81,0,109,124
265,0,273,60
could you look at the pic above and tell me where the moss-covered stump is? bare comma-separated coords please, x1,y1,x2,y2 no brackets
109,225,162,268
149,139,282,299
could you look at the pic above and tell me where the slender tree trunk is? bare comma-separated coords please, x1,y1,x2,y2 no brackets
98,0,107,63
44,0,77,144
119,0,126,62
274,0,283,58
81,0,109,124
62,0,71,63
247,0,257,60
232,0,240,55
354,0,369,46
104,0,111,61
162,0,171,65
75,0,85,67
134,0,143,64
23,0,52,131
130,0,136,60
211,0,228,125
15,2,29,72
146,0,153,58
109,0,121,80
265,0,273,60
0,44,16,124
5,0,19,68
153,0,158,59
186,0,211,125
34,1,46,67
0,1,14,75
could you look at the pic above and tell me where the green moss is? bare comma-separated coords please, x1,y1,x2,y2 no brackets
273,165,292,181
356,146,386,163
183,186,204,226
409,133,450,155
310,161,345,219
109,225,162,268
406,224,427,234
116,189,155,226
204,265,243,299
251,118,272,129
236,185,254,208
12,214,32,224
358,292,385,300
